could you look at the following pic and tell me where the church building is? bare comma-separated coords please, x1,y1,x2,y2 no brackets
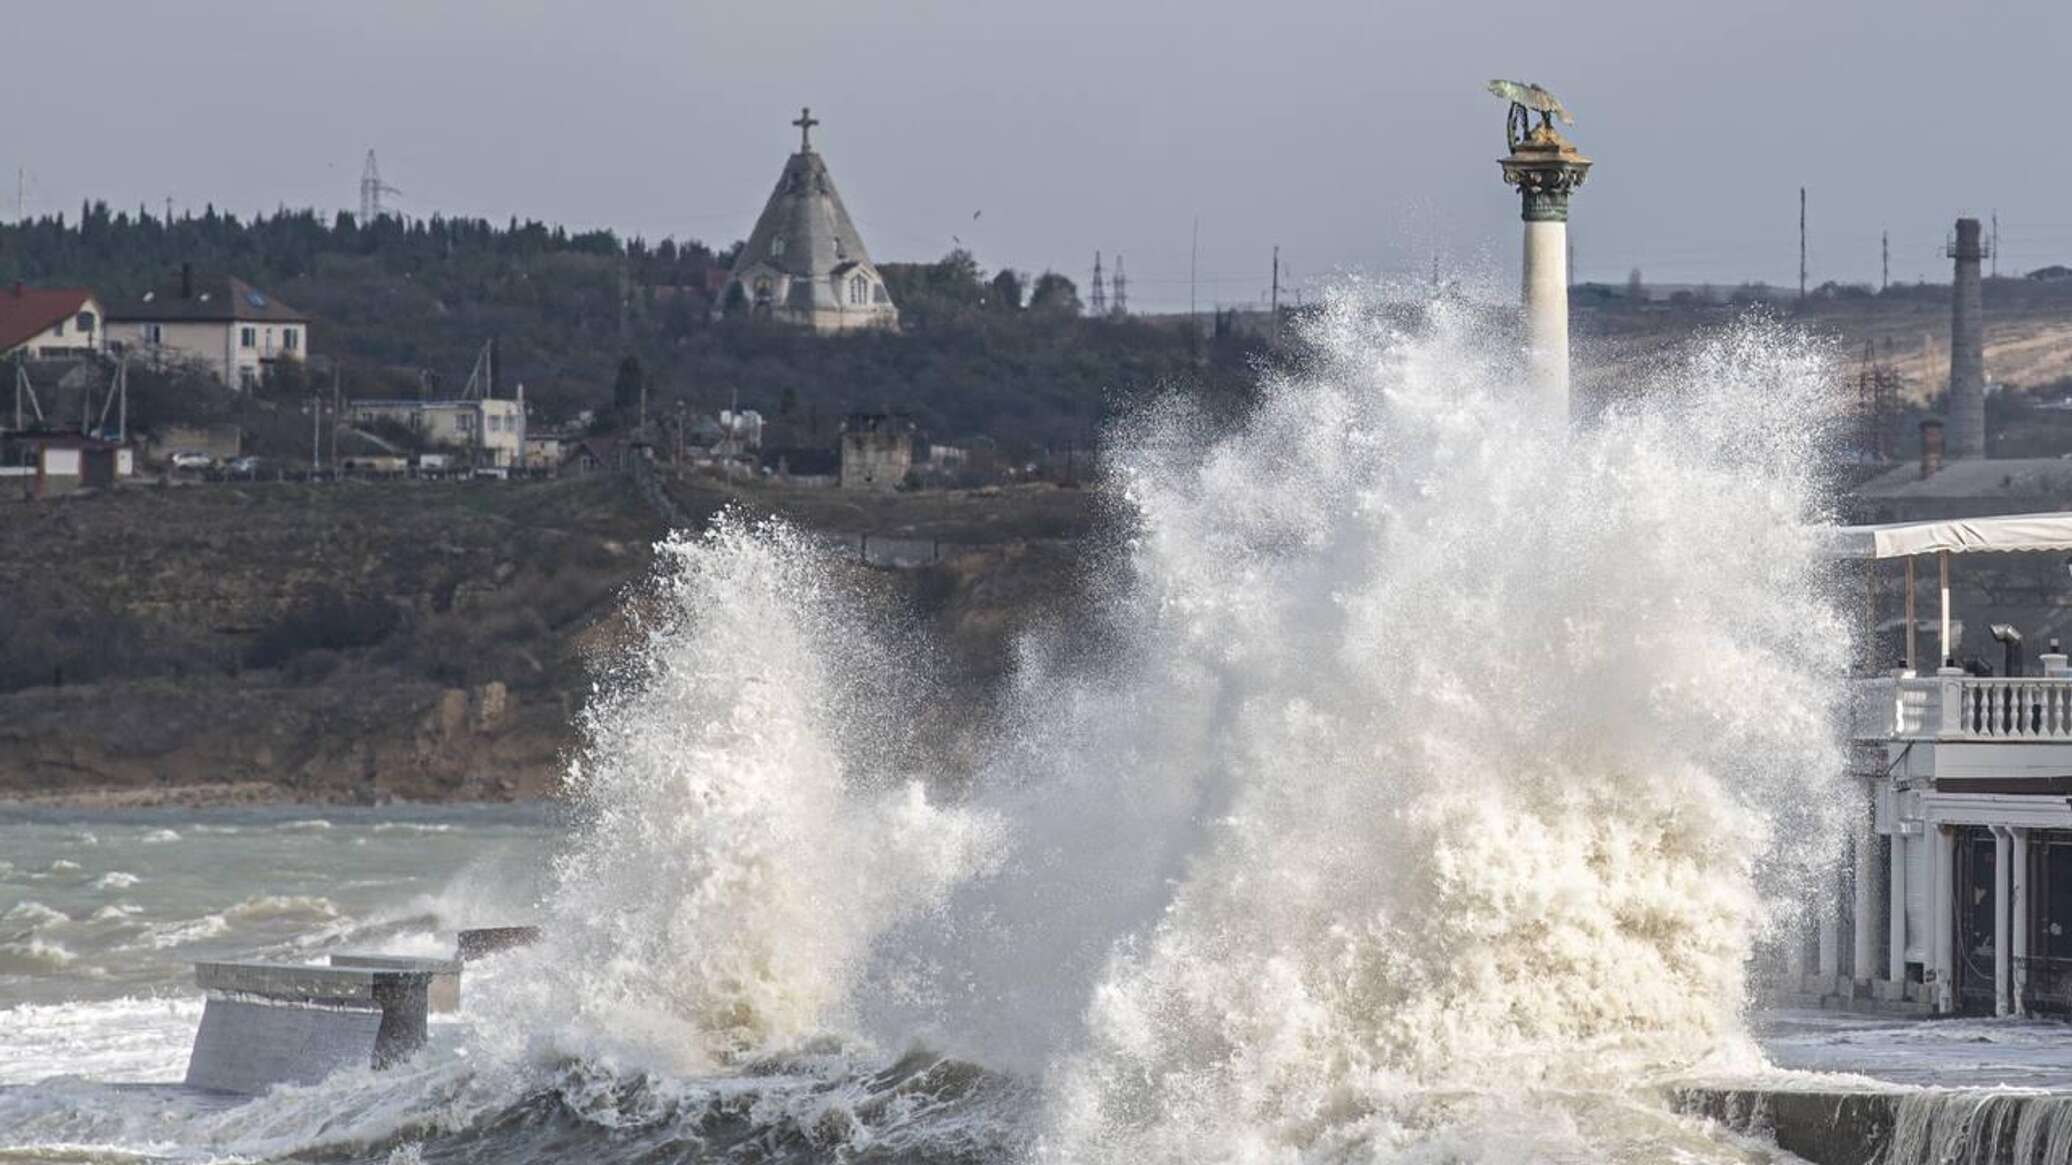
719,109,899,332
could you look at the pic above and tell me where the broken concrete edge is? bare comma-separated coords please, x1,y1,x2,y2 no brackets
456,925,542,961
329,954,462,1013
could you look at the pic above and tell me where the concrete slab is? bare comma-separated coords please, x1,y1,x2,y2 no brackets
456,926,540,960
183,960,431,1095
328,954,461,1013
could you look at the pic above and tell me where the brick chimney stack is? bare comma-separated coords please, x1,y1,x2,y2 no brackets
1920,418,1945,480
1945,218,1986,459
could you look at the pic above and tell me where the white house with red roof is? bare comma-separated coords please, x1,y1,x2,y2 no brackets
0,284,105,360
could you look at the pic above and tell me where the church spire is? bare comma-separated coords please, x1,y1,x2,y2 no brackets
792,106,819,153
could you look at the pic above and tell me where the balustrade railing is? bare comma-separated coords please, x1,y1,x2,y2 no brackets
1858,675,2072,742
1953,678,2072,740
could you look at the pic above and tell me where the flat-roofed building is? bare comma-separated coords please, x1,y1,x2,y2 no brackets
347,398,526,469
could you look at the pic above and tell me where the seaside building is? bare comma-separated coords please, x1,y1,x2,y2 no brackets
1804,513,2072,1018
717,109,899,332
347,397,527,469
0,285,105,361
106,268,308,389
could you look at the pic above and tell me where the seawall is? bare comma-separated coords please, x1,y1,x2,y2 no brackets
1676,1085,2072,1164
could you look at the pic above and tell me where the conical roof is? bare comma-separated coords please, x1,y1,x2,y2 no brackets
737,148,876,278
722,109,897,331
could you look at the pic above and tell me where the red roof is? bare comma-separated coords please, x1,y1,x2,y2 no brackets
0,286,95,353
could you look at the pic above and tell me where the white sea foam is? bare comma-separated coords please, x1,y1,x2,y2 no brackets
2,900,68,928
497,516,1004,1072
990,298,1851,1160
0,937,78,973
136,829,182,844
94,872,142,890
471,294,1853,1161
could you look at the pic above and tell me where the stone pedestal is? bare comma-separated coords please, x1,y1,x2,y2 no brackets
1500,128,1590,419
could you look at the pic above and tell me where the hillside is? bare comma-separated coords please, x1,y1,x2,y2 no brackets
0,473,1100,805
0,207,1268,455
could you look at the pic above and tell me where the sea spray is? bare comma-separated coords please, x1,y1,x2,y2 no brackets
515,515,1002,1072
480,289,1854,1161
897,294,1851,1160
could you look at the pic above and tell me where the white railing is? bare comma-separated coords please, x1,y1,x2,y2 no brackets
1952,678,2072,741
1859,675,2072,742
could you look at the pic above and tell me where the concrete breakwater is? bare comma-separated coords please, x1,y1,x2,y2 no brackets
1676,1085,2072,1164
182,927,536,1095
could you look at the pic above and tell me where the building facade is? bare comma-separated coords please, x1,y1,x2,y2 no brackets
0,286,105,360
347,398,526,468
106,270,308,388
839,412,912,490
718,109,899,333
1796,513,2072,1019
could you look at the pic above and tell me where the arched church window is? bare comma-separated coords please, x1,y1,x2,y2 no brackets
849,274,868,305
771,236,787,257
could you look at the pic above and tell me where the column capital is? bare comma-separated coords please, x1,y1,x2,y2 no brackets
1500,127,1592,223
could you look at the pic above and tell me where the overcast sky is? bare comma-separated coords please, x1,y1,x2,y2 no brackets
3,0,2065,311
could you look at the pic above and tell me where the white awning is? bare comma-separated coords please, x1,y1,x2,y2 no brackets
1823,512,2072,559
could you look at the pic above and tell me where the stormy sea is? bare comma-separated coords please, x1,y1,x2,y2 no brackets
5,292,1879,1163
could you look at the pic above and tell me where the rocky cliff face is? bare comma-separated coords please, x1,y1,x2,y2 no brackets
0,474,1093,804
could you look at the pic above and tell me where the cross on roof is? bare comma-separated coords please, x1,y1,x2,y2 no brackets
792,107,819,152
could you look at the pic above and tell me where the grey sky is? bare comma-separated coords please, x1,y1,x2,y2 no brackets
3,0,2065,311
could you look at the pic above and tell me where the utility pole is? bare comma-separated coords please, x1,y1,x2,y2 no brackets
331,363,342,470
1112,254,1127,315
1882,230,1890,293
1270,245,1281,349
1798,186,1807,303
1089,251,1107,316
1189,216,1200,335
1992,211,2000,279
311,396,321,474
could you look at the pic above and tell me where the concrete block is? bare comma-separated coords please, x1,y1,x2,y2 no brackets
184,960,431,1095
456,926,541,961
1872,979,1908,1002
185,997,383,1095
329,954,461,1013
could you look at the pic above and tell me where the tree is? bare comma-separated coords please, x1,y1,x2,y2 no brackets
1028,271,1081,315
988,269,1025,312
612,355,645,416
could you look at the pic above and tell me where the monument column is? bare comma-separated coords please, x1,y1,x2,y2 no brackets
1497,100,1590,418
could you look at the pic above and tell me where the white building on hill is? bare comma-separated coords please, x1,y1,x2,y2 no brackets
717,108,899,333
106,268,308,389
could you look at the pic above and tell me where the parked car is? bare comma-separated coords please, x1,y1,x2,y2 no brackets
169,451,214,470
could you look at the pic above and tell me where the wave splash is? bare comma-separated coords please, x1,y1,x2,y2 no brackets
506,517,1003,1073
491,291,1851,1161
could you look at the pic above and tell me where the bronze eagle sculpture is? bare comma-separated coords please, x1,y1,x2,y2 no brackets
1487,79,1572,151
